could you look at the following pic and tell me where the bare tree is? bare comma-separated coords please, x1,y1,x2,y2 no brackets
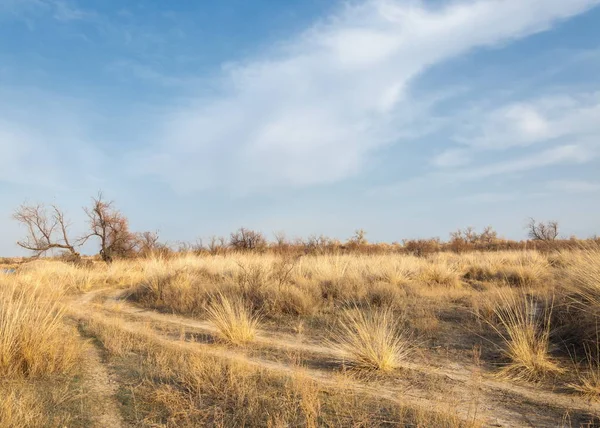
273,231,288,247
527,218,559,241
13,203,80,260
348,229,368,246
81,193,136,263
479,226,498,244
135,231,163,256
207,236,227,255
230,228,267,251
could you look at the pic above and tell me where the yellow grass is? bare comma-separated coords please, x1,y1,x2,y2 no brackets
78,310,475,427
4,248,597,426
206,294,260,345
331,306,411,371
489,291,562,381
564,247,600,308
0,277,80,377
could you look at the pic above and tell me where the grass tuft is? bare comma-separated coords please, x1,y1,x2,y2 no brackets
206,295,260,345
490,291,562,381
331,306,410,371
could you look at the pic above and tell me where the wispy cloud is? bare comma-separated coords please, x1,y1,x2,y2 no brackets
456,192,546,204
137,0,600,192
453,92,600,150
106,60,195,87
0,0,91,22
447,143,595,181
429,90,600,183
431,148,472,168
374,142,597,198
0,87,107,189
548,179,600,193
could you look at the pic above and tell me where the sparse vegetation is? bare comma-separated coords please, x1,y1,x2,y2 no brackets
3,223,600,426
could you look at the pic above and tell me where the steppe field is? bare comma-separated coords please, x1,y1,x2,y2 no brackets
2,247,600,427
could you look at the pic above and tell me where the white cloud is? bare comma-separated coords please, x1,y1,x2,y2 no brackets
447,143,595,181
548,179,600,193
0,0,90,22
0,120,63,186
0,87,108,189
375,142,597,198
139,0,600,192
431,148,472,168
455,92,600,150
458,192,521,204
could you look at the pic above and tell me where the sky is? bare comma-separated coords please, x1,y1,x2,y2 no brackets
1,0,600,255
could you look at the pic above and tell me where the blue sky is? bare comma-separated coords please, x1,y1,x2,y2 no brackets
1,0,600,255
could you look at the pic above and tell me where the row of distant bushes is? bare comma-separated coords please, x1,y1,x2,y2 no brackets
138,225,600,258
12,193,597,262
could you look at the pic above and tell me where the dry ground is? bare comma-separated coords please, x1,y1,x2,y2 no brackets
2,249,600,427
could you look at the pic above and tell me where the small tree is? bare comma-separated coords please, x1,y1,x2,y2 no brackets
13,203,80,261
348,229,368,246
230,228,267,251
81,193,136,263
208,236,227,255
479,226,498,245
135,231,167,257
527,218,559,242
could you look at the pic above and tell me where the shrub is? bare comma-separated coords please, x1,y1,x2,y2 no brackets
230,228,267,252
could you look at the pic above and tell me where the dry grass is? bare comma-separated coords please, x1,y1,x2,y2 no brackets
5,249,600,426
0,278,80,377
79,311,475,427
489,291,562,381
0,271,87,428
206,294,260,345
0,381,79,428
564,248,600,308
569,350,600,399
331,306,411,371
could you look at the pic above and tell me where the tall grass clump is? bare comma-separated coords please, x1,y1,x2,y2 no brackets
331,306,410,371
0,279,80,377
569,341,600,399
565,248,600,308
206,295,260,345
489,291,561,381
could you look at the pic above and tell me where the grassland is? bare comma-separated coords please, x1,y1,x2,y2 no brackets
2,248,600,427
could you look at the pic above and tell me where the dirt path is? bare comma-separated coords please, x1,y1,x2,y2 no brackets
71,289,600,427
80,339,124,428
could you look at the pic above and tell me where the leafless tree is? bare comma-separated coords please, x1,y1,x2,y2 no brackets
348,229,368,246
81,193,136,263
230,228,267,251
527,218,559,241
479,226,498,244
13,203,80,260
208,236,227,255
135,231,163,256
273,231,288,247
